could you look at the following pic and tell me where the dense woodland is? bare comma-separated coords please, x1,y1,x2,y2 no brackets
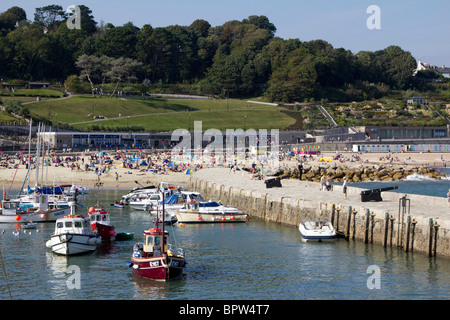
0,5,445,103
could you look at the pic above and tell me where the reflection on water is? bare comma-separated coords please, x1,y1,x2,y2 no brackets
0,189,449,300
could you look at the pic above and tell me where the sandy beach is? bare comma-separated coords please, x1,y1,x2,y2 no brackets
0,150,448,194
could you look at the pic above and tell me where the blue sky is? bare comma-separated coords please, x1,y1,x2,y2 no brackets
3,0,449,66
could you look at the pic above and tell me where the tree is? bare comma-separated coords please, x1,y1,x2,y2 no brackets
95,22,139,58
104,57,142,97
34,5,66,29
0,6,27,34
76,54,104,95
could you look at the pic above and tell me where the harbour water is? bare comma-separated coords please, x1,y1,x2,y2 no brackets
1,186,450,300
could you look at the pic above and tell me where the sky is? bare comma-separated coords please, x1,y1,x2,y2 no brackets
2,0,450,66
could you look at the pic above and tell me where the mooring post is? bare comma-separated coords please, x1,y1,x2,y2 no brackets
411,218,417,253
364,209,370,244
335,207,341,233
433,221,440,257
384,212,390,247
405,215,411,252
352,209,357,240
389,214,396,248
346,206,352,240
370,212,375,244
428,218,434,257
331,204,335,227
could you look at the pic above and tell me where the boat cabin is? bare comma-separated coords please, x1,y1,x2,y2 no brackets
88,208,110,225
1,200,19,215
133,228,169,258
185,201,199,211
55,216,91,235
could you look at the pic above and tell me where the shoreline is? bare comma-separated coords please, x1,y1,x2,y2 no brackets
0,151,449,194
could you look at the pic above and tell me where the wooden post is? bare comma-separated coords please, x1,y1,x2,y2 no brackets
364,209,370,244
383,212,389,248
405,215,411,252
410,219,417,252
346,206,352,240
428,218,434,257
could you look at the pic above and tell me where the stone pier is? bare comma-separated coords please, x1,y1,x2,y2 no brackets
189,168,450,259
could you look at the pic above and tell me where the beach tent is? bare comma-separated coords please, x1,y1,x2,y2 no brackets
184,169,191,175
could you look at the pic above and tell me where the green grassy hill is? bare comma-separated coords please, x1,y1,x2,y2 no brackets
26,95,297,131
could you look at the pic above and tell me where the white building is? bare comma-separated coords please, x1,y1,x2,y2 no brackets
414,60,450,78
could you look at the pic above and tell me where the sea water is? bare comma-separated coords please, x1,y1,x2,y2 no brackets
0,183,449,301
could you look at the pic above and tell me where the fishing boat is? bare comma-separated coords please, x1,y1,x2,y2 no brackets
45,214,102,255
88,206,116,242
128,194,186,280
175,200,249,223
0,193,73,223
298,217,336,242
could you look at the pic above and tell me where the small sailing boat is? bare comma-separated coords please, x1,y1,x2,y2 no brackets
128,193,186,280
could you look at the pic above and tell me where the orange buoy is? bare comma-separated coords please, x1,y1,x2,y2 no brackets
88,207,95,213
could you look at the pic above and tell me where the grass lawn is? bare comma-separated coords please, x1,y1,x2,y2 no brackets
27,95,296,131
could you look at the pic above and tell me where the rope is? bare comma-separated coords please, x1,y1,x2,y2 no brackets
0,250,12,300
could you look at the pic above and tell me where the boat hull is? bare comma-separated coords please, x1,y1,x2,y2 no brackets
298,221,336,242
46,233,101,255
0,207,70,223
176,211,248,223
92,222,116,242
131,255,186,280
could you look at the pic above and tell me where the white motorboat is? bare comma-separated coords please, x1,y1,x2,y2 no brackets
122,185,158,203
298,217,336,242
0,193,73,223
45,215,102,255
129,190,171,211
176,200,249,223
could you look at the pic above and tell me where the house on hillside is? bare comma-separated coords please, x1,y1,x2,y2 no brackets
414,60,450,78
407,96,428,105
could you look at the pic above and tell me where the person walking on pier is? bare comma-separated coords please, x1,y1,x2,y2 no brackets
343,177,348,199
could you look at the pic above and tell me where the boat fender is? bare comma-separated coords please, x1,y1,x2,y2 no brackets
126,261,133,268
45,240,52,248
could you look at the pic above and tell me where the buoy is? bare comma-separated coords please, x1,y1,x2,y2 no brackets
221,217,226,221
15,215,21,221
88,207,95,213
197,216,202,221
231,216,235,220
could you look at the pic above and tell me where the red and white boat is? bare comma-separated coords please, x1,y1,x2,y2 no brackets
129,195,186,280
88,206,116,242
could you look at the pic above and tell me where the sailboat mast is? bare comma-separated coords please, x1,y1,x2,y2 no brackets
35,123,41,188
161,190,165,253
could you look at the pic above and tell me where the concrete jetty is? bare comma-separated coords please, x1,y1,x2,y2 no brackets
189,168,450,259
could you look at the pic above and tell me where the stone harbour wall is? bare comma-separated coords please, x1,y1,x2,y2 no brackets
189,173,450,259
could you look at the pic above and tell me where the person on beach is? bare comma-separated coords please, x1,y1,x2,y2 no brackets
343,177,348,199
320,174,326,191
298,161,303,180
